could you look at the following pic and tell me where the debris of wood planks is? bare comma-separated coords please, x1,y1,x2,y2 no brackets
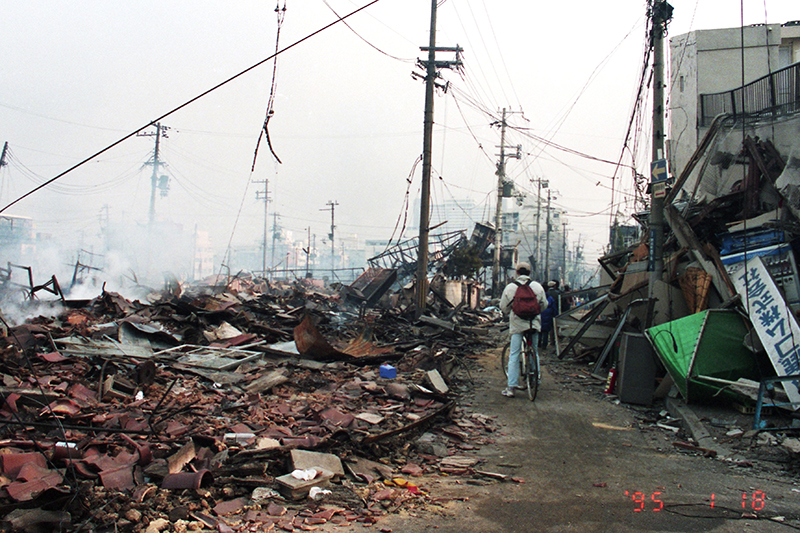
0,268,498,529
244,369,289,393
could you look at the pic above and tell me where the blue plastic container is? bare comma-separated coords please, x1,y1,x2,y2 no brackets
379,364,397,379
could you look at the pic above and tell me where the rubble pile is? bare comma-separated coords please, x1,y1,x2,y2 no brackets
0,280,501,532
550,117,800,436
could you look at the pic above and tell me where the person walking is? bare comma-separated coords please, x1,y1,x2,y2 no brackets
539,286,556,350
546,280,561,349
499,262,547,398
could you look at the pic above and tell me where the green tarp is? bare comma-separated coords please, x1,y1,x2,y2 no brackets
645,309,760,402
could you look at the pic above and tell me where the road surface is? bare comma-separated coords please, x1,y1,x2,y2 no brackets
375,344,800,532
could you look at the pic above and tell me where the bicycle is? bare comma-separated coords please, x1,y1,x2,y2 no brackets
500,329,539,401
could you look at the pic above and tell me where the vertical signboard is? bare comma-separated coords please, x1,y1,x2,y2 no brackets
729,257,800,409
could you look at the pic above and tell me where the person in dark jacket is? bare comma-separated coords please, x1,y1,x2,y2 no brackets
546,280,561,348
539,284,556,349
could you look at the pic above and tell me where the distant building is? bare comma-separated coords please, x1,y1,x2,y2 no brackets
501,194,566,281
192,229,215,280
0,214,35,261
411,196,488,237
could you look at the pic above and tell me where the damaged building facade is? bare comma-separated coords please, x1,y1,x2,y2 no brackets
555,20,800,425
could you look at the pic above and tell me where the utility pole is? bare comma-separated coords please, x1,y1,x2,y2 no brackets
0,142,8,204
254,179,270,277
192,224,198,281
647,0,672,324
532,178,548,279
414,0,462,316
491,108,522,297
545,189,552,281
303,226,311,278
321,201,338,282
562,221,568,283
99,204,110,255
137,123,169,227
270,211,280,280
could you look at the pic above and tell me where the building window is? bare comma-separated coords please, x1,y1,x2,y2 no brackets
778,45,792,68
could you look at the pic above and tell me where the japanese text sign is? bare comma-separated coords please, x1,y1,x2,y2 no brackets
729,256,800,409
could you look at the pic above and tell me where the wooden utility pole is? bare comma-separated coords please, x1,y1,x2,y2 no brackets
562,221,568,282
304,226,311,278
491,109,522,296
138,123,169,227
647,0,672,322
254,179,270,277
491,108,508,297
322,201,338,282
545,189,552,281
414,0,462,316
533,178,548,279
270,211,280,280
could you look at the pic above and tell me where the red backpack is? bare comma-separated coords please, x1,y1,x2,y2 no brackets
512,280,541,320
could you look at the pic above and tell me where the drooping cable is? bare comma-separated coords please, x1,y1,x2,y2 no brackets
381,155,422,254
0,0,384,214
251,1,287,170
322,0,414,63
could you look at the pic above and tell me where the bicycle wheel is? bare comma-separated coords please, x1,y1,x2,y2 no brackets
501,342,509,377
525,343,539,402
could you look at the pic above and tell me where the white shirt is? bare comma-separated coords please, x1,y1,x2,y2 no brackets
499,275,548,335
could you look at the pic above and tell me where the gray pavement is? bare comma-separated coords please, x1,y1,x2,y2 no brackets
373,345,800,532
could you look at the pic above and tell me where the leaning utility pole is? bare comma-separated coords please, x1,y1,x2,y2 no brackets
138,123,169,227
322,200,338,282
647,0,672,323
254,179,270,277
414,0,462,315
491,108,522,297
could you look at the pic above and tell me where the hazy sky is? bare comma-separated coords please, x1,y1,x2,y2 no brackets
1,0,797,275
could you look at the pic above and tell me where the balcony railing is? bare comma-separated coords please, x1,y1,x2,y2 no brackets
700,61,800,126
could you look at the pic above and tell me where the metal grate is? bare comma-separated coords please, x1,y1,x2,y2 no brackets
700,61,800,126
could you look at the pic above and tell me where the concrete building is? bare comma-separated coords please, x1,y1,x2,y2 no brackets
669,21,800,177
411,196,489,238
500,192,567,282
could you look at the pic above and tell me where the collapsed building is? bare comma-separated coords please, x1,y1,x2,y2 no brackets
556,23,800,427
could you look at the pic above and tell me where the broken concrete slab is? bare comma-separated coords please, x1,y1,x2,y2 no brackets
426,369,449,394
275,467,334,500
290,449,345,480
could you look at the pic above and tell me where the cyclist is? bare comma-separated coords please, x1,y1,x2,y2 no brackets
498,262,548,398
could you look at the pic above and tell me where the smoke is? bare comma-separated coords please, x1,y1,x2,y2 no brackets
0,298,64,327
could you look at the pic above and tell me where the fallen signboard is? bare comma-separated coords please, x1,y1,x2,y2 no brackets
729,256,800,409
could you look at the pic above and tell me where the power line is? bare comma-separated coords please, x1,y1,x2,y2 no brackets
0,0,384,214
322,0,415,63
